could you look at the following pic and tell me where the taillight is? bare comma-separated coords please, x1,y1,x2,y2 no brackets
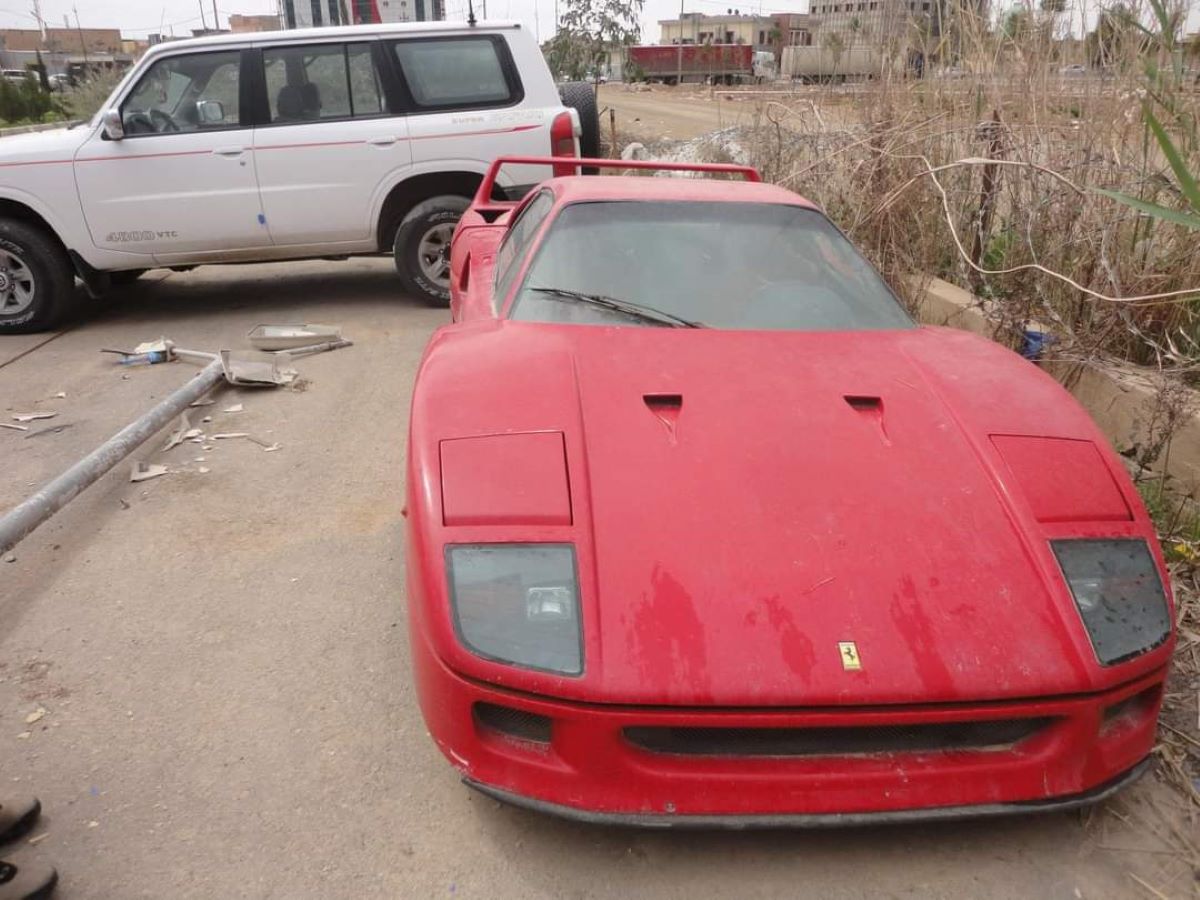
550,111,577,177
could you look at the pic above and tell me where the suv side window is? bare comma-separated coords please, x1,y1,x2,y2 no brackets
121,50,242,135
263,42,385,123
493,190,555,311
391,36,521,111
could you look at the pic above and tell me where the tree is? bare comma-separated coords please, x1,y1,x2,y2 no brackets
822,31,845,77
548,0,644,85
1086,3,1146,68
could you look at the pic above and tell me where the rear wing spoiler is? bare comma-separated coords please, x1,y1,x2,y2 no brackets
473,156,762,209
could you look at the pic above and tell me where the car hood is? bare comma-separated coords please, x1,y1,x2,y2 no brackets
415,322,1145,706
0,125,89,165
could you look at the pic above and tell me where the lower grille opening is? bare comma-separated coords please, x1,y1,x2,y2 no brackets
624,718,1054,758
474,702,552,744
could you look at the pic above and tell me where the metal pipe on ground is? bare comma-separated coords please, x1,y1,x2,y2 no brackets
0,359,225,556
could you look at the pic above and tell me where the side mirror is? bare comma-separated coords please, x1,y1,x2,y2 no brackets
195,99,224,124
102,108,123,141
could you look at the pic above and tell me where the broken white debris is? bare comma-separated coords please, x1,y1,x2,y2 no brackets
162,413,191,452
211,433,248,440
262,443,281,453
189,397,216,408
12,412,56,423
0,423,28,432
198,467,210,474
130,462,169,483
24,708,46,725
183,428,204,440
51,391,66,399
222,403,243,414
133,338,169,355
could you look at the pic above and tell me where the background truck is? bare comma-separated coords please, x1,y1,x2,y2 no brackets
627,44,756,85
781,45,885,82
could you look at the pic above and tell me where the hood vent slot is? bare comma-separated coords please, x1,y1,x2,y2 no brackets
644,394,683,443
844,395,881,411
844,395,890,446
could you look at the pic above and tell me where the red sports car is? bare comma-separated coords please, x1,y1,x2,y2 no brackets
404,156,1175,826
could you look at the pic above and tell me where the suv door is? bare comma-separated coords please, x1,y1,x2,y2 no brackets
250,41,411,246
73,48,270,257
388,34,547,187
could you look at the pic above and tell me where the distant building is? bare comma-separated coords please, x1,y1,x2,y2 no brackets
229,14,281,32
0,27,133,76
659,12,816,55
771,12,816,50
659,13,773,49
281,0,443,28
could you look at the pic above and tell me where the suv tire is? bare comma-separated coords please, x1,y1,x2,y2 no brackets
393,194,470,306
0,219,77,335
558,81,600,170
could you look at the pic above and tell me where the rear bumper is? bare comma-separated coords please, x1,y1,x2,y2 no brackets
467,758,1151,828
411,629,1164,822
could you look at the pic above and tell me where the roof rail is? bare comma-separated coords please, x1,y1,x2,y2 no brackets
474,156,762,207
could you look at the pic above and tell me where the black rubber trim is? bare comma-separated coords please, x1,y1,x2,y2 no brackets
464,757,1151,829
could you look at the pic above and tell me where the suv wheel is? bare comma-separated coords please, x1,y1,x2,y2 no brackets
0,219,76,334
393,195,470,306
558,81,601,168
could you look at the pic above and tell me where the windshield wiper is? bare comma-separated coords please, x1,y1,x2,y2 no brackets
529,286,705,328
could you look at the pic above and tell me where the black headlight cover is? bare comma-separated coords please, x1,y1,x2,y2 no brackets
1051,538,1171,666
445,543,582,675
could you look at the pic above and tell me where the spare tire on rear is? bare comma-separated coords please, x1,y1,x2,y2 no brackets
557,81,600,172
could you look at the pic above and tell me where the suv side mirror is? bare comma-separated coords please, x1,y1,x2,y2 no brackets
102,108,124,141
195,99,225,124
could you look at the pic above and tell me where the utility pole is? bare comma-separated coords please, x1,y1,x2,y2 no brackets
212,0,220,30
72,5,88,64
198,0,208,31
676,0,683,85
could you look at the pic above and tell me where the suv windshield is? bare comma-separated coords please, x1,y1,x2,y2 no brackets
509,201,912,331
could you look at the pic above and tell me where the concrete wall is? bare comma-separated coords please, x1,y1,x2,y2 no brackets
917,277,1200,497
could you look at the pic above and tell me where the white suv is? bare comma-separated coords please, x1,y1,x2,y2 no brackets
0,21,599,332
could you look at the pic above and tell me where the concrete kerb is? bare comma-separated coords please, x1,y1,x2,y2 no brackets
915,276,1200,499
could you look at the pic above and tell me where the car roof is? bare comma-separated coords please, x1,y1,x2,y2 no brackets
141,19,520,57
546,174,819,209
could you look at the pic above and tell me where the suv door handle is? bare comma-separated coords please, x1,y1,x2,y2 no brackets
213,146,246,157
367,136,398,147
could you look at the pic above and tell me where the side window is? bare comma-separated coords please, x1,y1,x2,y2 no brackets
264,42,385,123
121,50,241,135
494,191,555,310
391,37,520,111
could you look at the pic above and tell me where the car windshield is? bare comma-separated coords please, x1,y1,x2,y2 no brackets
509,201,913,331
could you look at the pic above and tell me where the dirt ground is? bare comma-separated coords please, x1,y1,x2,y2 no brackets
597,83,767,141
0,260,1196,898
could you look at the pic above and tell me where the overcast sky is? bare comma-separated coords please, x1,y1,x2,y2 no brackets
0,0,1195,43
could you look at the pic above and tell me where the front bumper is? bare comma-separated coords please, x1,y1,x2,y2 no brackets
468,758,1151,828
411,630,1164,823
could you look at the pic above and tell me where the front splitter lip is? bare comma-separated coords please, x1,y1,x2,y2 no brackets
464,757,1152,830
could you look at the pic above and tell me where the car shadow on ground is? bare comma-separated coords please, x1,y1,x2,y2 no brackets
77,259,435,330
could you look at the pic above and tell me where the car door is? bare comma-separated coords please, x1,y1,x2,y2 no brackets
250,40,412,247
388,34,552,194
73,48,270,258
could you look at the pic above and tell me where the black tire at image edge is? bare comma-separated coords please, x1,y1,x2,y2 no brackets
557,81,601,172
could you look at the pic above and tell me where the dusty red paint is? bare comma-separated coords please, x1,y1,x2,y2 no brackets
405,158,1174,821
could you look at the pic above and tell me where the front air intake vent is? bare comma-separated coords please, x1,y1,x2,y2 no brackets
624,719,1054,758
474,702,552,744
